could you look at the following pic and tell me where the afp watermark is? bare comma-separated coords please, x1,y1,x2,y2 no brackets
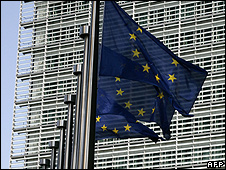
207,161,225,168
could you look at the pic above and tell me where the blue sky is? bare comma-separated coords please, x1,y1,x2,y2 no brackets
1,1,20,169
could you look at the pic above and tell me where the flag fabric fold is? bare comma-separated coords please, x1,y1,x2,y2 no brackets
95,1,207,141
95,88,164,142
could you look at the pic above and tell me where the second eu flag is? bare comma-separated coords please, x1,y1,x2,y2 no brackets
95,1,208,141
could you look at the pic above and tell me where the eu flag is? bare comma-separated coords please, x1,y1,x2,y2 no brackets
96,1,207,141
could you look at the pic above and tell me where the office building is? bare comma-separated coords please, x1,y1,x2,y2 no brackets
10,1,225,169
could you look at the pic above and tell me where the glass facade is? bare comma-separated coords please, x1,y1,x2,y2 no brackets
10,1,224,169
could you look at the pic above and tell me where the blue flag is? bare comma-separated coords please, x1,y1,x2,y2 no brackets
95,1,207,141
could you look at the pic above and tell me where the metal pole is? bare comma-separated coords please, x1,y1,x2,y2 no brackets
49,141,59,169
85,1,99,169
77,1,99,169
71,63,85,168
39,159,50,169
56,120,66,169
76,25,91,169
63,94,76,169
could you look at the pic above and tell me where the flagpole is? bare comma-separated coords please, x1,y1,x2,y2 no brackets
56,120,66,169
71,25,89,169
75,1,99,169
85,1,99,168
63,94,76,169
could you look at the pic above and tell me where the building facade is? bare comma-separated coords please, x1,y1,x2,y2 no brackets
10,1,225,169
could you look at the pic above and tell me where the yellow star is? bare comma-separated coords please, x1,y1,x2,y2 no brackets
171,58,179,67
112,128,118,134
168,74,177,83
115,77,121,82
136,27,142,33
116,88,124,96
96,116,101,122
155,74,160,83
152,107,155,114
129,33,136,40
101,124,107,131
138,108,146,116
125,101,132,109
132,49,140,58
124,124,131,131
142,63,150,73
157,92,164,99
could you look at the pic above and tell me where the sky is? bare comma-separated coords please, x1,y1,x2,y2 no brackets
1,1,20,169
